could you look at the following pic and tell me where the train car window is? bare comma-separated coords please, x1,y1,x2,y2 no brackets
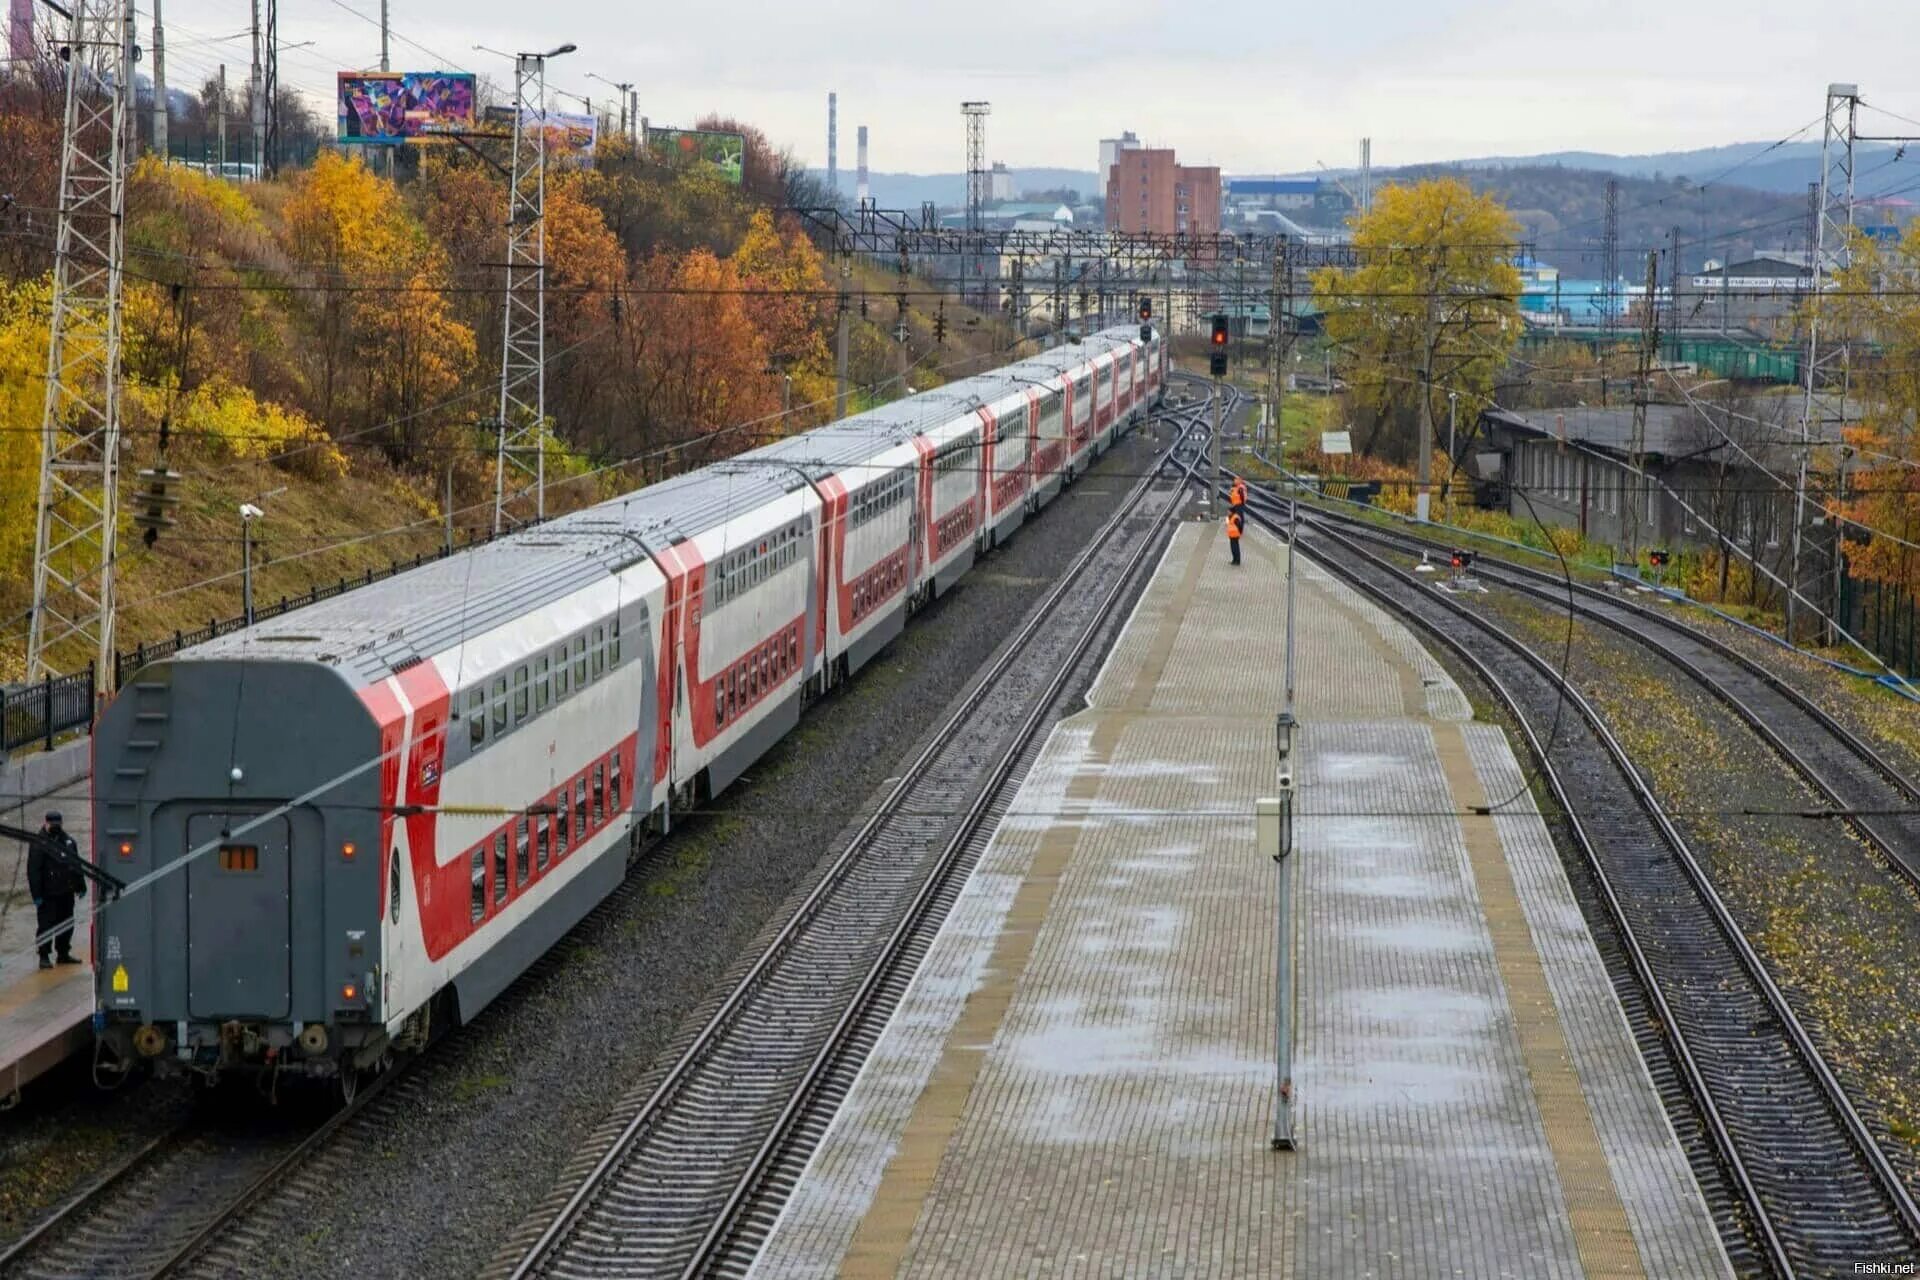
513,666,529,723
554,646,570,699
555,797,569,856
573,635,588,685
470,846,485,922
468,689,486,747
493,831,509,907
593,762,606,825
536,813,551,870
575,778,589,839
535,656,551,712
610,617,621,667
515,817,530,887
592,626,606,680
789,635,799,669
610,753,623,814
491,676,508,734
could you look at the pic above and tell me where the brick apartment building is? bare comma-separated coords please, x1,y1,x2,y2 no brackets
1105,148,1221,236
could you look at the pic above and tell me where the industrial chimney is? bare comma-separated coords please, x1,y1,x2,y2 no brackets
827,92,838,196
856,125,869,208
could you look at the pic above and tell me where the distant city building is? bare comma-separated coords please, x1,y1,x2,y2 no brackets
989,161,1014,203
1672,251,1821,341
1107,148,1220,237
1098,131,1140,191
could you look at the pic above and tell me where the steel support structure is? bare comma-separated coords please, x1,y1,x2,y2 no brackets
1790,84,1858,643
28,0,133,684
494,54,551,533
962,102,989,308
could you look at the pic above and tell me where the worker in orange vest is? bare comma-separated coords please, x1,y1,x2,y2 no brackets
1229,476,1247,517
1226,509,1244,566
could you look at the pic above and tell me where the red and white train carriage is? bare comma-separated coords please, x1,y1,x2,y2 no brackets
89,325,1164,1083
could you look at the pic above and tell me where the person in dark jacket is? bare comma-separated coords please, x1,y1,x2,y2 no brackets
27,810,85,969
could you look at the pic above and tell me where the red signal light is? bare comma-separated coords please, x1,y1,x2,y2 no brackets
342,983,359,1002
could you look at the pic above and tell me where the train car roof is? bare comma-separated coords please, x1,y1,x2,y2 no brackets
166,326,1157,685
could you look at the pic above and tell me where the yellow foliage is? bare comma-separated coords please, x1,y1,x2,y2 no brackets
0,276,51,576
1312,177,1522,458
179,377,348,473
132,154,262,234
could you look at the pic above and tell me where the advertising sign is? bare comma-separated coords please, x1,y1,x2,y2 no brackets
337,72,476,143
482,106,600,165
647,128,746,185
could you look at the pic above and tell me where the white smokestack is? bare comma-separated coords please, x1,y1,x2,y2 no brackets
856,125,869,207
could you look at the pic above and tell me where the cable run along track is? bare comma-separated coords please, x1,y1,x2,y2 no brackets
1231,485,1920,1277
496,398,1212,1279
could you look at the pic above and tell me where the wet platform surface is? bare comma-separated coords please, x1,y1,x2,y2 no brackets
753,516,1732,1278
1,793,94,1103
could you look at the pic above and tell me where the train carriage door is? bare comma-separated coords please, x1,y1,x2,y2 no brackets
186,811,292,1019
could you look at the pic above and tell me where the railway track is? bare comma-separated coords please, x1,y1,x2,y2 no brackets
1236,494,1920,1277
1257,492,1920,892
495,400,1209,1280
0,1066,401,1280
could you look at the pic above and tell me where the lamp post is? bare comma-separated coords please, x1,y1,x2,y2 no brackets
1445,390,1458,522
239,502,263,626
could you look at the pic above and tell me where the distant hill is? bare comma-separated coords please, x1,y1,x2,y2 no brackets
1386,163,1815,275
1310,140,1916,198
804,168,1101,211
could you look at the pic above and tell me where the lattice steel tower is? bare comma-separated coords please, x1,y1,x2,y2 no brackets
28,0,133,682
1790,82,1859,640
962,101,989,305
494,51,558,533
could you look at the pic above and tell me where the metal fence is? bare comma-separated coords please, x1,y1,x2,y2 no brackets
113,539,500,687
2,665,96,757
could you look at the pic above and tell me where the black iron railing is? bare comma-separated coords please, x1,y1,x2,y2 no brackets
2,664,96,756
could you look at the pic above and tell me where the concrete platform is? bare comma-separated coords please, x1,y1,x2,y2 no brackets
749,519,1733,1279
1,785,95,1103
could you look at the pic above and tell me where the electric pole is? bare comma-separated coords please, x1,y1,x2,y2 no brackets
248,0,262,174
28,0,133,684
1628,250,1659,567
216,64,226,172
150,0,167,160
833,248,850,418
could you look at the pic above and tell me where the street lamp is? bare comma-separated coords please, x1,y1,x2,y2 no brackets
239,503,264,626
1445,390,1459,522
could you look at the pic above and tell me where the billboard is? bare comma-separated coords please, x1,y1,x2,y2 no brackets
481,106,600,166
647,128,746,186
337,72,477,143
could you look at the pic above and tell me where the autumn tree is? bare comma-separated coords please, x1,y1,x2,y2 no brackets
281,150,475,456
608,248,776,470
1826,226,1920,604
1313,177,1522,474
729,209,834,428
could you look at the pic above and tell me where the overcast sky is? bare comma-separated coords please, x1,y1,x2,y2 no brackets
150,0,1920,176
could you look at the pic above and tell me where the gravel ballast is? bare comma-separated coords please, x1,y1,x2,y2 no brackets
1478,588,1920,1194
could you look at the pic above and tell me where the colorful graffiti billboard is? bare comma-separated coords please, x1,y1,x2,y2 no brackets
481,106,600,166
646,128,746,185
337,72,477,143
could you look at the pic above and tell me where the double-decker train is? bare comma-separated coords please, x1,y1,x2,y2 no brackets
90,323,1166,1083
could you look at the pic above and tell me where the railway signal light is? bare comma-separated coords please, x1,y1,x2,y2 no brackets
1647,548,1670,568
1449,549,1475,570
131,466,184,547
1138,295,1152,321
1210,313,1229,377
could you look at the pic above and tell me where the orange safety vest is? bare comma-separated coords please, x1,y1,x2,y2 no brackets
1226,512,1242,540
